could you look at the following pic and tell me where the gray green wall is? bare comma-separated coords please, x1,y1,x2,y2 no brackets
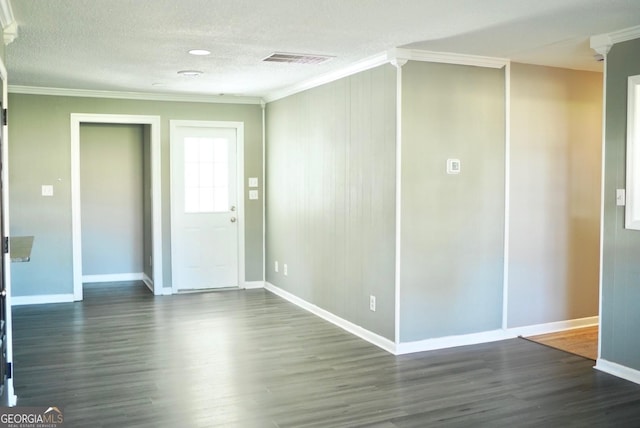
508,63,602,327
80,123,145,276
399,61,506,341
9,94,263,296
265,65,397,340
601,38,640,369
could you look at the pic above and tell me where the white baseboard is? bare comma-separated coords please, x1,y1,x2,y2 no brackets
264,282,601,356
161,287,173,296
507,316,599,337
396,329,513,355
142,274,153,293
393,316,599,355
12,294,75,306
265,282,396,354
243,281,264,289
595,358,640,385
82,273,145,283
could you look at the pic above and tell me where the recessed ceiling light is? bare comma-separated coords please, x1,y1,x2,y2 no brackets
188,49,211,56
177,70,203,77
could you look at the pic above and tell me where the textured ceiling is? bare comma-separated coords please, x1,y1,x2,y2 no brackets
6,0,640,98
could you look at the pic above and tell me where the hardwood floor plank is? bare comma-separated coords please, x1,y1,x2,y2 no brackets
10,282,640,427
526,326,598,360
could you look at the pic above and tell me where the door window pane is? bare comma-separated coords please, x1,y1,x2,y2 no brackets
184,137,229,213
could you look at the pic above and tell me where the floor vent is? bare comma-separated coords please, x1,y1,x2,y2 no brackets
263,52,334,65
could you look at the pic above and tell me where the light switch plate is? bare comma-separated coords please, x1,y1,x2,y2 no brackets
42,185,54,196
617,189,626,206
249,190,259,200
248,177,259,188
447,159,461,174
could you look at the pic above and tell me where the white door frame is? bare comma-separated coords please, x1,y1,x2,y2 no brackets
70,114,163,300
0,51,17,406
169,120,245,292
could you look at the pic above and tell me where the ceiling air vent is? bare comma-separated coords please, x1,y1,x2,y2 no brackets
263,52,334,65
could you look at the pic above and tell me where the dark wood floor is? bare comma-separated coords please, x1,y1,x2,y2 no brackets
10,282,640,427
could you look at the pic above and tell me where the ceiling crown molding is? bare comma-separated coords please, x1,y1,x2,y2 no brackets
388,48,508,69
264,48,509,103
0,0,17,45
591,25,640,56
8,85,264,105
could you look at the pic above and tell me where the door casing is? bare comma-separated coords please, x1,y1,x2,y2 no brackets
71,114,163,300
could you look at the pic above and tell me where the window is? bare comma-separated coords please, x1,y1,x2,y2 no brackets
184,137,229,213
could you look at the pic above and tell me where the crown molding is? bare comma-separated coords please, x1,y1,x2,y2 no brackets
389,48,509,69
591,25,640,56
0,0,16,45
264,48,508,103
8,85,264,105
263,52,389,103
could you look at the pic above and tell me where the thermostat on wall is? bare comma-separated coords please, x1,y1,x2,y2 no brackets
447,159,461,174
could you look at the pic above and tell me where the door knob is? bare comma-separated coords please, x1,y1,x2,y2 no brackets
230,217,237,223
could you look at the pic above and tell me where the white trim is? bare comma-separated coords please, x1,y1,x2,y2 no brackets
243,281,264,289
502,61,512,329
597,55,608,361
161,287,173,296
11,294,74,306
595,359,640,385
397,315,599,355
261,101,266,285
390,48,508,69
0,53,16,406
591,25,640,55
625,75,640,229
0,0,16,45
142,274,153,292
265,282,396,354
264,52,389,102
0,0,13,28
508,316,599,338
396,330,512,355
264,48,509,103
82,273,145,283
71,113,163,300
9,85,262,105
391,59,405,344
169,120,246,293
264,281,599,357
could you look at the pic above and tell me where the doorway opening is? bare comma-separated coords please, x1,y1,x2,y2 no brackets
80,123,146,289
71,114,163,301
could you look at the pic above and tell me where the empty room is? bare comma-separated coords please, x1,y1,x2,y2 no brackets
0,1,639,426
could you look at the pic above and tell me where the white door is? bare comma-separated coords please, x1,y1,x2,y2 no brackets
171,124,239,290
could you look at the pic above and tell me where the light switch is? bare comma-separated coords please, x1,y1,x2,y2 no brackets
249,190,259,200
617,189,626,206
41,185,54,196
248,177,259,188
447,159,461,174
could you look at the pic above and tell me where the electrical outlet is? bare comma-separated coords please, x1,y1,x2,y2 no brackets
149,256,152,267
275,261,279,273
284,264,288,276
41,185,54,196
369,295,376,312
